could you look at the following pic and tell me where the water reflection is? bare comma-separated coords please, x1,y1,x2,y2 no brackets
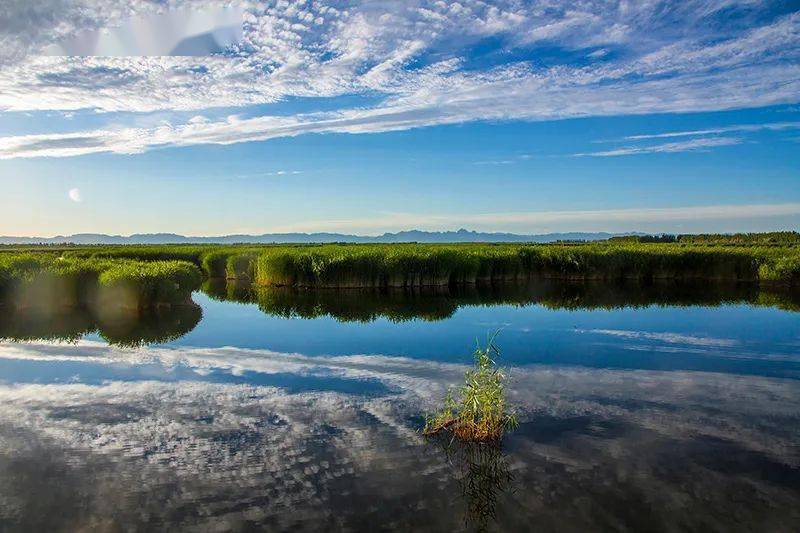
430,437,513,532
181,286,800,379
0,280,797,348
203,279,800,323
0,304,202,346
1,281,799,530
0,343,798,530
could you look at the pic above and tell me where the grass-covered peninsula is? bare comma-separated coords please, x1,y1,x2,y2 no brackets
0,254,202,310
1,233,799,310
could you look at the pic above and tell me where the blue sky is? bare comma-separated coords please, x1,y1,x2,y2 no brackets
0,1,799,236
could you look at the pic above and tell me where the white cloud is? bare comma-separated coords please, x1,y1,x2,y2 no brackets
577,329,740,348
0,2,796,156
68,187,81,202
621,121,800,141
1,338,799,530
269,202,800,233
576,136,745,157
41,6,243,57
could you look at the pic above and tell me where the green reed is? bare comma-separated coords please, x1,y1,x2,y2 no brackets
0,254,202,309
252,242,800,288
424,334,518,442
1,239,798,304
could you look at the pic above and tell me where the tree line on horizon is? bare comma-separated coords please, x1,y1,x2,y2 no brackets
608,231,800,245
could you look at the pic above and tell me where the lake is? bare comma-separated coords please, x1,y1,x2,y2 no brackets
1,281,799,531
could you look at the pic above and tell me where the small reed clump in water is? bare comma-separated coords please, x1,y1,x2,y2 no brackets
424,336,517,442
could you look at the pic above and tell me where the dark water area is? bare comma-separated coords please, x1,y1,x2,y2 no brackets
1,280,799,531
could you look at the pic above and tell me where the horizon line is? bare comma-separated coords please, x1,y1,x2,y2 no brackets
2,228,798,242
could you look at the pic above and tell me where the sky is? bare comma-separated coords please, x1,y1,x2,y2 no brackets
0,0,799,237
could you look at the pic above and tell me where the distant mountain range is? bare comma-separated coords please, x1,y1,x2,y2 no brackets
0,229,644,245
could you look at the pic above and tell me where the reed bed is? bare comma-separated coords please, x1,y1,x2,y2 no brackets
424,335,517,442
61,245,271,280
97,260,202,308
1,241,798,303
251,243,800,288
0,254,202,310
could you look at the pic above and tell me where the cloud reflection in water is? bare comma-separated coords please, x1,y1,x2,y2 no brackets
0,341,799,530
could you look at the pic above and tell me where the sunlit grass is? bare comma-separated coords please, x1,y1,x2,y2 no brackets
0,254,202,309
424,334,518,442
251,243,800,287
1,238,799,304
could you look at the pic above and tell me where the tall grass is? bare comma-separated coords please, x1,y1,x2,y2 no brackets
677,231,800,245
2,241,798,303
63,245,207,264
0,254,202,309
226,251,259,280
254,245,483,287
424,335,517,442
252,243,800,288
759,255,800,285
98,260,202,308
60,244,260,279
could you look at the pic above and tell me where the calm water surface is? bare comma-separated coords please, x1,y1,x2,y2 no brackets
1,281,799,531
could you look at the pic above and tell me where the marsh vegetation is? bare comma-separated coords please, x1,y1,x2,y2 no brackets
0,253,201,310
252,243,800,287
1,235,798,312
424,335,517,442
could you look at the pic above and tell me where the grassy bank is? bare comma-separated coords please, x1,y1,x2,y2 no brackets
2,241,798,300
0,254,202,310
252,243,800,288
54,244,266,280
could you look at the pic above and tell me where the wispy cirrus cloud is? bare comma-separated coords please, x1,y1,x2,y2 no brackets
621,121,800,141
269,202,800,233
576,136,745,157
580,120,800,158
577,329,739,348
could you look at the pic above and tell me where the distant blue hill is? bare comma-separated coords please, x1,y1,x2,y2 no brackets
0,229,643,245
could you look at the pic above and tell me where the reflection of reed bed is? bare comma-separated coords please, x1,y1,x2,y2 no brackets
0,303,202,346
0,307,95,343
532,280,800,311
755,291,800,312
253,287,461,322
201,278,254,304
200,279,800,322
204,280,463,321
97,304,203,347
